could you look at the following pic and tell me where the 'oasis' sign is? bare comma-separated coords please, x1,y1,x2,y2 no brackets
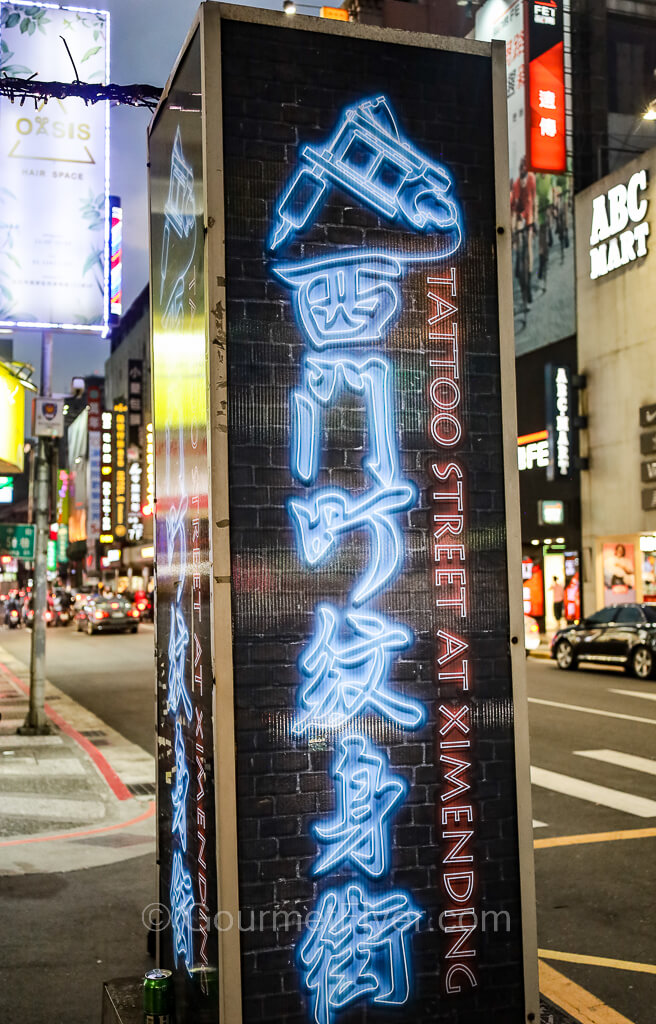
589,169,649,280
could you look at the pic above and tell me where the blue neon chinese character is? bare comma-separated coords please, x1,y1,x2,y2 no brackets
291,353,403,488
168,603,192,720
273,253,402,349
294,604,423,734
170,849,194,974
288,482,416,607
269,95,461,254
299,884,422,1024
160,126,197,328
313,734,406,878
171,721,189,851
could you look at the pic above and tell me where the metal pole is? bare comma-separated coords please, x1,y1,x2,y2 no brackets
19,330,53,735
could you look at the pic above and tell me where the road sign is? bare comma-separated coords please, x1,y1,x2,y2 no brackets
34,397,65,438
0,523,36,560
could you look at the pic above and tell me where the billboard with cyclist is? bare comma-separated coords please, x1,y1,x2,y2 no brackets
476,0,575,356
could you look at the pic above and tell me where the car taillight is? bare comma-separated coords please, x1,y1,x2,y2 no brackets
128,608,139,618
137,601,146,611
94,610,108,620
530,622,539,633
44,611,52,621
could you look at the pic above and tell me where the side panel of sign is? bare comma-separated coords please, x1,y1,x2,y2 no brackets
149,28,219,1015
222,19,528,1024
0,1,110,332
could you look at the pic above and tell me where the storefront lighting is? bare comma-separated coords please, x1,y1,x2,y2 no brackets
107,549,120,563
141,545,154,559
531,538,539,546
544,538,552,544
643,103,656,121
556,537,565,543
640,535,656,552
283,0,296,12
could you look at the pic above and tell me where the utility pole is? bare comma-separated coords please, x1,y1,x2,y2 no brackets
19,331,54,735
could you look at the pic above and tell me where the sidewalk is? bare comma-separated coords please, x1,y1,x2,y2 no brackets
0,643,156,875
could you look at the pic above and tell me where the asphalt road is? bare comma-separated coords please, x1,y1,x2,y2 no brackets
0,628,654,1023
528,656,656,1024
0,621,156,755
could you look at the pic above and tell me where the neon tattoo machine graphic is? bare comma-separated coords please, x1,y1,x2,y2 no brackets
269,95,460,251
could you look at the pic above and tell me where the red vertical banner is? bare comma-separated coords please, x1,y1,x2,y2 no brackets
527,1,566,173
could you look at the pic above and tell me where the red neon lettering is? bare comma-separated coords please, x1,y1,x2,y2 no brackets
443,830,475,864
436,630,469,666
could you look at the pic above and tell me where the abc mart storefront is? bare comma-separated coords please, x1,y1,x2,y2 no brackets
576,145,656,611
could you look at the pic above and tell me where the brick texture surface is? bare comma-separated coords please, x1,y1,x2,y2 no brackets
223,18,526,1024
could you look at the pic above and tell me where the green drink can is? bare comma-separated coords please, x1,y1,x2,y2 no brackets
143,969,173,1024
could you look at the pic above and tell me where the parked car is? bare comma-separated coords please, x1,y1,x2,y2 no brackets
524,614,540,653
75,594,140,635
551,603,656,679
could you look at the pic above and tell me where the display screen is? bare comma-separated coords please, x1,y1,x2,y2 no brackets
149,30,218,1017
222,17,526,1024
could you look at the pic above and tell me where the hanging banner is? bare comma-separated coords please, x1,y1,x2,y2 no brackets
0,1,110,333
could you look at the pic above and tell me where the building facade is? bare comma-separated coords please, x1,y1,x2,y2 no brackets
576,146,656,610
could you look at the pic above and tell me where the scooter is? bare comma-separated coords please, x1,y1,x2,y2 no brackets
7,608,20,629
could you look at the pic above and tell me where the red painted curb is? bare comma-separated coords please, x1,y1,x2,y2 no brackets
0,661,133,801
0,800,155,847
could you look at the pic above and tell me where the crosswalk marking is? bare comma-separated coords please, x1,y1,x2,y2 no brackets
528,696,656,727
530,766,656,818
0,735,64,748
574,749,656,777
609,687,656,703
0,795,107,821
0,757,86,777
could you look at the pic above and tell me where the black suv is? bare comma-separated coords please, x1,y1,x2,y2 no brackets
551,603,656,679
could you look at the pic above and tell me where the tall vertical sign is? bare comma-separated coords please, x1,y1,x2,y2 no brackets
150,7,537,1024
0,1,110,333
113,400,127,540
149,26,218,1020
87,381,103,560
100,408,113,542
527,0,566,173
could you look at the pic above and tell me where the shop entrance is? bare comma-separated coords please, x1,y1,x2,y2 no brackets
544,551,565,631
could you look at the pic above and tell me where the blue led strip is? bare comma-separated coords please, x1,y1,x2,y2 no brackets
160,128,197,976
271,95,462,1023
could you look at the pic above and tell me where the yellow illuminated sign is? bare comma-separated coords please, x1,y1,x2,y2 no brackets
320,6,349,20
0,363,25,474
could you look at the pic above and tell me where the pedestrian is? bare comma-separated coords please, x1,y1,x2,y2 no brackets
550,576,564,625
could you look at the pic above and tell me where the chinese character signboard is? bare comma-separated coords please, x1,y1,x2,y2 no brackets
527,0,565,173
0,1,110,333
113,400,127,539
149,6,537,1024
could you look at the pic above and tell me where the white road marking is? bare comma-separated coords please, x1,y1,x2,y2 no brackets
0,735,64,748
530,766,656,818
609,688,656,703
0,757,86,777
528,697,656,727
533,820,548,828
574,749,656,777
0,795,106,821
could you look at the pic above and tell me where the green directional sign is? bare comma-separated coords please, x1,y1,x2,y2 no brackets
0,523,36,560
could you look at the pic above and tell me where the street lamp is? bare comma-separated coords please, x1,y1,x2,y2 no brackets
643,101,656,121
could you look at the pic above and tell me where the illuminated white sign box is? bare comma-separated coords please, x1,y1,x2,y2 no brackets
589,169,649,280
0,1,110,335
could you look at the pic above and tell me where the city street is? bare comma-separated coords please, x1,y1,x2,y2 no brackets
0,629,654,1023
